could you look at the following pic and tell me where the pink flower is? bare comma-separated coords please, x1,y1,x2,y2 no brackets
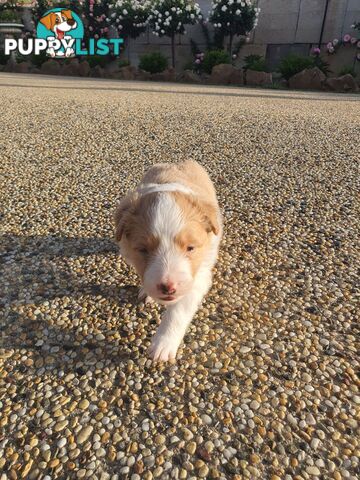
327,41,333,50
343,34,351,42
350,37,357,44
312,47,321,55
196,53,202,58
195,59,201,64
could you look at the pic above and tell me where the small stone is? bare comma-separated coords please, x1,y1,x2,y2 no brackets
198,465,209,478
57,438,67,449
155,434,166,446
182,428,194,440
240,346,251,354
186,442,197,455
306,466,321,476
79,399,89,410
201,414,212,425
77,426,93,444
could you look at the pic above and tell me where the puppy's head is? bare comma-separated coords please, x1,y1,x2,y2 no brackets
114,191,219,304
40,10,77,37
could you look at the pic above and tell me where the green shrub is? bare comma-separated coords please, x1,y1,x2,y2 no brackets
278,54,315,81
201,49,230,74
278,54,330,80
139,52,168,74
0,49,8,65
118,59,130,68
87,55,110,69
182,60,194,71
0,9,21,22
339,66,356,77
29,50,48,68
243,54,269,72
313,56,331,76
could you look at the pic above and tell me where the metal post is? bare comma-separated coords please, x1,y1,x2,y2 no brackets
318,0,330,47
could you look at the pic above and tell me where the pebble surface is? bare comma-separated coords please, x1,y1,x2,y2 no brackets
0,74,359,479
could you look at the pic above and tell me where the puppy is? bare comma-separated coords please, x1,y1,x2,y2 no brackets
114,161,222,361
40,10,77,57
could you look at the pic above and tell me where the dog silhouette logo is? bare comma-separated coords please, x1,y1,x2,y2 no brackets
36,8,84,58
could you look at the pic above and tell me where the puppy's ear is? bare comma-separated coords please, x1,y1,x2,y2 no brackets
40,12,56,31
114,195,135,242
62,10,73,20
197,200,221,235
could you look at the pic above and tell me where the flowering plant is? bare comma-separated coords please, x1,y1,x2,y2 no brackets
147,0,202,67
326,21,360,63
109,0,149,39
83,0,111,40
208,0,259,53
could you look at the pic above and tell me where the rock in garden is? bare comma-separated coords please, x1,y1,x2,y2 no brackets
246,69,272,86
178,69,201,84
288,67,325,90
41,59,61,76
151,67,176,82
210,64,244,85
324,74,359,93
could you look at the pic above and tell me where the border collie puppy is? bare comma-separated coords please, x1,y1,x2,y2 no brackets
114,161,222,361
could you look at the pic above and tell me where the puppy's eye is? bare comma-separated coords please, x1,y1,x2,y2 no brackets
187,246,195,252
137,247,148,255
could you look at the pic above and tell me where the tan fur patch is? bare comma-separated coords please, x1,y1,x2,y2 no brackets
40,12,57,31
114,193,160,279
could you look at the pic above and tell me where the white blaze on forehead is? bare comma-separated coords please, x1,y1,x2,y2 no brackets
150,193,184,242
143,192,194,298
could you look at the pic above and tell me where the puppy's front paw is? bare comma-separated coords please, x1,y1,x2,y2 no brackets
149,333,180,362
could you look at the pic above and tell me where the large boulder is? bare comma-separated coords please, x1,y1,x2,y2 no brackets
177,69,201,84
90,65,105,78
289,67,325,90
41,59,61,75
324,74,359,93
13,61,31,74
136,69,152,81
104,60,121,74
78,60,90,77
118,65,137,80
210,63,243,85
151,67,176,82
246,69,272,86
61,58,80,76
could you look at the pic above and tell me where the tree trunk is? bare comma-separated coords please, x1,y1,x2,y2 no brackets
229,32,233,55
171,33,175,68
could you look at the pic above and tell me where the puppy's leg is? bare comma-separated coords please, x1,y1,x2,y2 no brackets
149,268,212,362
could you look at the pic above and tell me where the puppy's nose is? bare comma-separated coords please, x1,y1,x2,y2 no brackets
67,19,75,26
158,282,176,295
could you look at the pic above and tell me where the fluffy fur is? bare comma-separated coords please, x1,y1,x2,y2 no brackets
114,160,222,361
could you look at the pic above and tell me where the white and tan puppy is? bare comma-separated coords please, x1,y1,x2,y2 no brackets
114,161,222,361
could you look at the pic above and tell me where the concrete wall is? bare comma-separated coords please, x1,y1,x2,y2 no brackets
124,0,360,74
